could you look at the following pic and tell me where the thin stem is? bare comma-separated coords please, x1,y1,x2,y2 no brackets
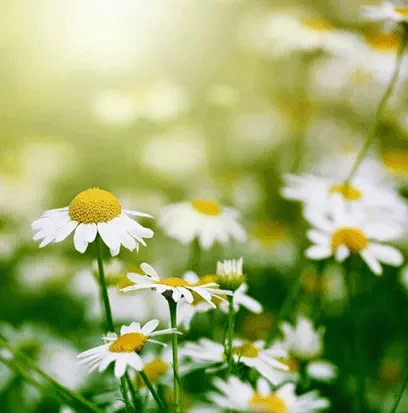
95,235,114,332
265,271,305,346
188,237,201,273
139,370,168,412
390,365,408,413
95,236,133,412
0,338,103,413
225,295,235,377
125,372,142,412
168,298,182,413
345,26,408,184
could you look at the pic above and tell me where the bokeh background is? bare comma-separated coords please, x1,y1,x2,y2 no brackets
1,0,408,412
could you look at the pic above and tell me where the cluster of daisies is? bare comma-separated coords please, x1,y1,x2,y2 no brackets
29,186,333,412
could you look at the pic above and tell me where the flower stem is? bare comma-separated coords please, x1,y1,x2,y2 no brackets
95,236,133,412
95,235,114,332
168,298,182,413
390,365,408,413
188,237,201,273
225,295,235,377
139,370,168,412
125,372,142,412
345,25,408,184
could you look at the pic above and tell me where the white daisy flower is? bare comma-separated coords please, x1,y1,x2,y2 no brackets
282,173,408,222
158,200,246,250
209,376,330,412
122,263,232,305
362,1,408,23
306,360,338,382
32,187,154,256
181,338,289,385
304,199,404,275
250,12,354,58
77,320,179,378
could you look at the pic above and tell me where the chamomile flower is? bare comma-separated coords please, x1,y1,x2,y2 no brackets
122,263,232,305
216,257,247,291
209,376,330,412
32,187,154,256
182,338,288,385
158,200,246,250
304,198,404,275
362,1,408,24
282,173,407,221
77,320,179,378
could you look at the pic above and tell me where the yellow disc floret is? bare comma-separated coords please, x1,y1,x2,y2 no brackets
366,33,399,53
331,227,368,252
156,277,190,287
233,343,259,358
395,8,408,16
250,393,288,413
140,359,169,385
303,17,333,32
192,200,222,216
69,188,122,224
109,333,147,353
383,150,408,175
329,184,362,201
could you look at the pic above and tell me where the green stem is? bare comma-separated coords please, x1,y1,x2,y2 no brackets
225,295,235,377
265,271,305,346
188,237,201,273
139,370,168,412
0,339,103,413
390,365,408,413
95,236,133,412
125,372,142,412
168,298,182,413
345,26,408,184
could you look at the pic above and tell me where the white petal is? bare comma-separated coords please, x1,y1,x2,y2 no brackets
85,223,97,243
142,320,160,335
54,220,78,242
361,249,382,275
98,222,121,256
335,245,350,262
140,263,160,280
73,224,89,254
305,245,332,260
114,358,128,378
369,243,404,267
124,209,154,219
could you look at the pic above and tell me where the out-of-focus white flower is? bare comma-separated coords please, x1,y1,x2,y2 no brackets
362,1,408,23
305,198,404,275
307,360,338,382
209,376,330,412
159,200,246,250
282,172,408,222
32,187,153,256
141,129,207,180
247,12,354,57
122,263,232,305
182,338,288,385
281,316,323,361
77,320,179,378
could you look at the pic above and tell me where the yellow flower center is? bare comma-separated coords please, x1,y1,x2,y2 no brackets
331,227,368,252
109,333,147,353
69,187,122,224
278,357,300,372
140,359,169,385
329,184,362,201
116,276,135,290
395,7,408,16
191,274,224,305
383,151,408,174
366,33,399,53
233,343,259,358
156,277,190,287
250,393,288,413
303,17,333,32
192,200,222,216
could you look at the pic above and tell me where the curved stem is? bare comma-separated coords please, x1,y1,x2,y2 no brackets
390,365,408,413
168,299,182,413
225,295,235,377
95,237,133,412
139,370,168,412
345,26,408,184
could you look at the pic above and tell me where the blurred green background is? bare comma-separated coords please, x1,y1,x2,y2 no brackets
1,0,408,412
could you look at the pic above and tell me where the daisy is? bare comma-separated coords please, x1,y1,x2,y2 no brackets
304,198,404,275
362,1,408,24
158,200,246,250
181,338,289,385
209,376,330,412
274,317,337,383
121,263,232,305
32,187,154,256
77,320,179,378
216,257,247,291
282,173,408,222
